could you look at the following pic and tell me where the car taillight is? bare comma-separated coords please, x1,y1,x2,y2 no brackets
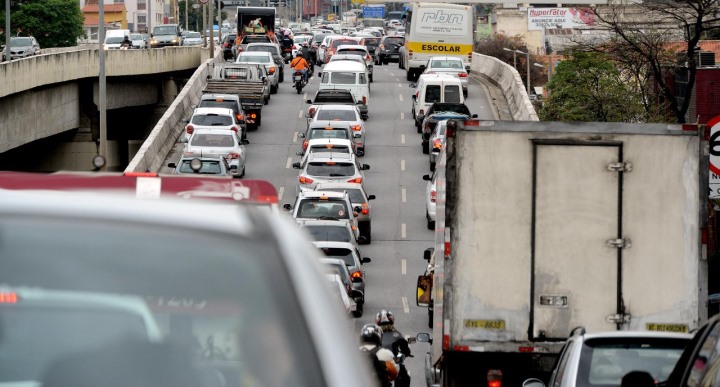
303,140,309,150
351,271,363,279
487,370,502,387
299,176,314,184
227,153,241,159
362,96,366,105
433,139,443,149
351,125,362,131
361,202,369,215
249,113,257,119
348,177,363,183
431,190,436,203
458,72,468,78
230,126,239,133
366,54,371,61
419,109,424,116
236,114,243,121
309,107,316,117
186,125,194,134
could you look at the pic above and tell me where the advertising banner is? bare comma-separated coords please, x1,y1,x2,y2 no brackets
527,8,596,31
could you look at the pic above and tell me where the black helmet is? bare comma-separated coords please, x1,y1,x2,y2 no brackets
359,323,383,346
375,309,394,326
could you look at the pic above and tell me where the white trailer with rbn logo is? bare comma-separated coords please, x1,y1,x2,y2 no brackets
418,120,706,386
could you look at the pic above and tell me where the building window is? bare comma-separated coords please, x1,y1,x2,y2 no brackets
137,14,147,23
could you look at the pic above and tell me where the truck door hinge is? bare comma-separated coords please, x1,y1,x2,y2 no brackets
606,313,631,325
607,162,632,172
606,238,631,249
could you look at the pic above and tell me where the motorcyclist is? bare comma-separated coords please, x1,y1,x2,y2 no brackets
300,41,314,70
358,323,398,387
121,35,132,49
290,52,310,83
376,309,412,387
280,32,294,59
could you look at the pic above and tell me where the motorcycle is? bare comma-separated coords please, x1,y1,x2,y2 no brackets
283,47,293,63
393,352,411,387
293,70,305,94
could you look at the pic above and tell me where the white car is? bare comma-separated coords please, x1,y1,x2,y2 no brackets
422,56,470,97
310,105,367,156
183,107,240,142
185,127,248,177
182,31,203,46
129,33,147,49
423,171,437,230
317,34,339,64
325,273,357,317
236,51,279,94
300,138,355,161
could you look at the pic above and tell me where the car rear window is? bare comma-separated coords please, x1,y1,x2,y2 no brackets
319,188,364,203
425,85,441,103
383,37,404,46
361,38,380,47
247,45,278,55
191,114,233,126
322,72,357,85
198,100,239,114
319,247,355,266
309,129,350,139
306,162,356,177
309,145,350,154
190,133,235,147
577,337,690,386
331,39,358,48
337,48,366,55
315,109,357,121
177,160,223,174
243,36,270,43
444,85,461,103
305,226,353,243
297,199,351,219
431,60,463,69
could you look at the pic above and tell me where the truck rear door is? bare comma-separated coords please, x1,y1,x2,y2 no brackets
531,141,624,340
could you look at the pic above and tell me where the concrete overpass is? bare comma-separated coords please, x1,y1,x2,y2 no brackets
0,47,211,170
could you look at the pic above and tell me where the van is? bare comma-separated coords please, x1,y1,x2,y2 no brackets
103,29,130,50
150,23,182,48
410,73,464,128
318,61,370,107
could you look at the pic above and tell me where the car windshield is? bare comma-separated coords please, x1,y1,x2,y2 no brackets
308,129,350,139
315,109,357,121
198,100,239,114
243,36,270,43
306,162,355,177
130,34,144,40
305,226,352,243
106,37,124,44
362,38,380,46
237,55,271,63
331,39,357,48
383,37,404,46
0,215,323,386
191,114,233,126
11,38,33,46
318,188,364,203
247,46,278,55
177,160,223,174
186,32,201,38
297,199,350,219
431,60,463,69
308,145,350,155
190,133,236,147
577,337,690,386
153,26,177,35
319,247,355,266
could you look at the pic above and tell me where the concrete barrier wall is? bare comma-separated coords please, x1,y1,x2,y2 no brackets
125,52,220,173
471,52,539,121
0,47,205,98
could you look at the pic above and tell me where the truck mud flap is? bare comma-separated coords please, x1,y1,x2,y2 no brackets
530,140,627,340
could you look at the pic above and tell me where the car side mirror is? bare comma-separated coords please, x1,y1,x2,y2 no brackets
368,194,376,200
416,332,432,344
361,164,370,170
465,65,471,71
283,204,293,211
424,247,434,261
241,139,250,145
419,65,426,70
522,379,546,387
182,118,190,124
423,174,431,181
406,336,417,344
298,133,305,138
411,95,417,101
472,114,478,118
167,163,177,168
357,235,367,244
296,150,304,156
306,99,313,104
292,162,302,169
361,114,369,121
362,257,371,263
354,133,362,139
409,83,416,88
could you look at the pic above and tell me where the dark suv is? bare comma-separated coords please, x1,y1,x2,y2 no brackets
376,36,404,65
420,103,476,154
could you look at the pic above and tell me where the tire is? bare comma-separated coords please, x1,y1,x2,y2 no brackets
422,139,429,154
270,84,278,94
240,165,246,178
427,211,435,230
430,161,435,171
360,222,371,244
352,301,363,317
406,69,413,81
369,73,373,83
296,83,303,94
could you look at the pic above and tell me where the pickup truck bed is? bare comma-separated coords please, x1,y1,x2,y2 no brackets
202,64,268,127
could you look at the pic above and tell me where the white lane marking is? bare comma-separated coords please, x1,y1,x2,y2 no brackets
401,259,406,275
401,223,407,238
396,78,400,82
397,83,401,88
400,159,405,171
278,186,285,201
400,112,405,120
303,92,307,100
401,134,405,144
401,188,406,202
293,132,298,143
298,110,303,118
286,157,292,169
402,296,410,313
399,94,404,102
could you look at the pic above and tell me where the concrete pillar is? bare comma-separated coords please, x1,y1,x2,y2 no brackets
128,139,144,162
162,78,179,105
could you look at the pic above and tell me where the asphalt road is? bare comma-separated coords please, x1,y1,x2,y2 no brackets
165,60,501,386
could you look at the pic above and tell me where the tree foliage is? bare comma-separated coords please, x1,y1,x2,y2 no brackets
540,51,645,122
11,0,84,48
475,33,545,88
588,0,720,123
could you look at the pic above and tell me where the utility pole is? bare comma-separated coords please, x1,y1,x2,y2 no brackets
209,0,214,58
148,0,153,48
4,0,10,62
202,4,206,47
185,0,188,31
99,0,108,169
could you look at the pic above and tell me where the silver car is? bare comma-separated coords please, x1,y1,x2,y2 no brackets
9,36,40,59
299,121,357,155
299,219,361,246
310,105,367,156
292,152,369,193
236,51,279,94
284,190,361,239
185,127,248,177
314,241,370,303
423,171,437,230
182,31,203,46
167,156,238,177
314,182,375,243
422,56,470,97
0,184,374,387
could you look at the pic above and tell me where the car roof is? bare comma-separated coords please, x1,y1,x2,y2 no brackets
192,107,234,115
190,128,237,135
307,152,354,162
322,61,366,71
309,121,353,129
579,331,693,340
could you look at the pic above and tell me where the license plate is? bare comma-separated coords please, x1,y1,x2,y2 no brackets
293,76,302,81
646,323,689,333
464,319,505,330
390,54,399,57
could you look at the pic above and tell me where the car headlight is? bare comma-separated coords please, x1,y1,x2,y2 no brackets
171,39,177,43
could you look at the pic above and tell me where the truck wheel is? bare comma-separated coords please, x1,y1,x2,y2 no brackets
369,73,373,83
264,96,269,105
406,69,413,81
423,140,429,154
352,301,363,317
270,84,278,94
427,211,435,230
376,58,382,66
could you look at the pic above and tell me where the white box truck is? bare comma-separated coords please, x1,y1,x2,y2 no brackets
418,120,707,386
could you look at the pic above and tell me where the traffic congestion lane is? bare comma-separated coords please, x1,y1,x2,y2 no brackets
164,60,501,386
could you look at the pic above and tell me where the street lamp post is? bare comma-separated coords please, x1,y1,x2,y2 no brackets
502,47,516,68
98,0,108,170
515,49,530,96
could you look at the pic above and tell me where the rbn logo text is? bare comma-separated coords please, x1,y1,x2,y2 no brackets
421,10,464,24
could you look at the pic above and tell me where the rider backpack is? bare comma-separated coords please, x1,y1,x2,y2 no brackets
361,346,391,387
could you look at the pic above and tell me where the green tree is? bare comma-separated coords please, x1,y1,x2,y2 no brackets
540,51,645,122
12,0,83,47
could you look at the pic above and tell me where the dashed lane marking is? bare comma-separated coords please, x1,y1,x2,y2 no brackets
401,188,407,202
286,157,292,169
278,186,285,201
